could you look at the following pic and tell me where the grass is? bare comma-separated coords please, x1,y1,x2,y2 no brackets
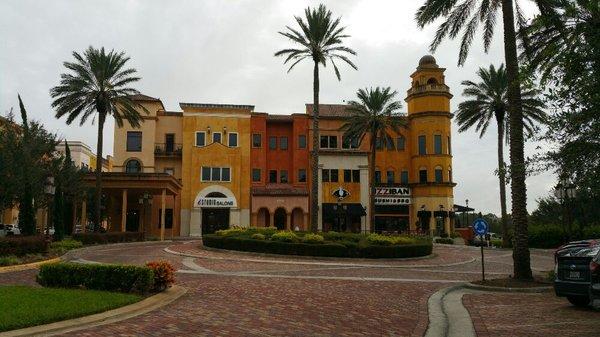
0,286,142,332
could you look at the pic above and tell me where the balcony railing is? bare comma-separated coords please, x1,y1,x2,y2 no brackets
154,143,182,156
406,83,450,96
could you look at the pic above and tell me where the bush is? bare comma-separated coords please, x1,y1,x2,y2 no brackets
434,238,454,244
582,225,600,239
528,225,566,249
0,255,20,266
366,233,417,246
251,233,266,240
271,231,299,243
323,231,364,242
302,233,324,244
37,263,154,293
146,261,175,291
71,232,145,245
49,239,83,255
215,228,246,237
0,236,47,256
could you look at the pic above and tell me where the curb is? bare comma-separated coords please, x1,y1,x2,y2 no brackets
0,257,61,274
0,285,187,337
464,282,552,293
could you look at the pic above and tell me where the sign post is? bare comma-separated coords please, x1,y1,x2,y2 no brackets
472,218,489,282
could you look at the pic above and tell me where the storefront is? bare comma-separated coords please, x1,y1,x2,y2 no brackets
321,203,366,233
190,186,239,236
374,186,411,233
250,187,309,231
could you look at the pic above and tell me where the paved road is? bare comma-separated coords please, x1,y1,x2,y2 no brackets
1,241,597,336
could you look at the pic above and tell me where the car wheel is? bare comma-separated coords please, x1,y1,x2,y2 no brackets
567,295,590,307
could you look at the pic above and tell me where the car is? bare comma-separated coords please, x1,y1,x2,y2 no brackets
554,240,600,307
590,250,600,309
5,224,20,236
0,224,6,237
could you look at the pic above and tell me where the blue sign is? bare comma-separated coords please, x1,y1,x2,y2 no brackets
472,218,489,236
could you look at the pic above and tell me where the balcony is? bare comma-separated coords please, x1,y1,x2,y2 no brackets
154,143,182,157
406,83,451,97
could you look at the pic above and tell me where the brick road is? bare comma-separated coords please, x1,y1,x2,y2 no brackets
1,241,597,336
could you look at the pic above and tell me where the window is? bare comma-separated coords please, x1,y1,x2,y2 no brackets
252,169,261,182
201,167,231,182
448,167,452,182
196,132,206,147
158,209,173,229
165,134,175,152
322,169,330,182
126,131,142,152
320,135,337,149
434,135,442,154
269,170,277,183
125,159,141,173
228,133,238,147
387,170,395,184
269,136,277,150
342,136,359,149
352,170,360,183
213,132,222,144
298,135,307,149
448,136,452,154
396,136,405,151
330,169,339,182
280,170,288,183
385,137,395,151
418,135,427,155
419,169,428,183
164,168,174,176
298,169,307,183
374,170,381,183
435,167,443,183
344,169,352,182
252,134,262,148
280,137,288,150
401,170,409,184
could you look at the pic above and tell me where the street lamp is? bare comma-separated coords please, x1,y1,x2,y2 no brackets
44,175,55,236
554,178,576,240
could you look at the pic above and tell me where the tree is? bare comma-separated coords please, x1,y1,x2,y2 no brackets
275,4,357,232
341,87,406,231
456,64,545,247
416,0,534,280
50,46,147,231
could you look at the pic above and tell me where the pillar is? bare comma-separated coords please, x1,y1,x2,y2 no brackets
81,199,87,233
303,213,308,231
121,189,127,232
269,212,274,228
444,215,451,235
286,213,291,230
160,189,166,241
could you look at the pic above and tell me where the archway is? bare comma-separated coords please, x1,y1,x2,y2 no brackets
291,208,304,231
125,159,142,173
274,208,286,230
257,208,270,227
193,186,237,235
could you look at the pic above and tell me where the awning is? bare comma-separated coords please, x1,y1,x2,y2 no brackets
322,203,366,219
374,205,409,215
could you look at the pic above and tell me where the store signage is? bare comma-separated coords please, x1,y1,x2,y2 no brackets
332,186,350,200
196,197,235,208
375,197,411,205
375,187,411,196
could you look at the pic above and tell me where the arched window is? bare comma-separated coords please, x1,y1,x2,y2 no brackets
434,166,443,183
206,192,227,198
448,166,452,182
427,77,438,85
125,159,141,173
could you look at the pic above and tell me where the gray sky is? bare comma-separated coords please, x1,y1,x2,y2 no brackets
0,0,555,214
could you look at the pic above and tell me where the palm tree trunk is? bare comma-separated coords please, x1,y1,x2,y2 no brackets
502,0,533,280
310,61,320,233
496,115,509,248
94,112,105,232
369,132,377,233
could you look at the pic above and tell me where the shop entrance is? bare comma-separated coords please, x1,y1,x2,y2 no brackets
201,208,229,234
374,216,409,233
126,210,139,232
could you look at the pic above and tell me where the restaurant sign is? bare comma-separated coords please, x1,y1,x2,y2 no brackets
375,187,411,205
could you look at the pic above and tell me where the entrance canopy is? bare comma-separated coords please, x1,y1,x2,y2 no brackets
83,172,182,196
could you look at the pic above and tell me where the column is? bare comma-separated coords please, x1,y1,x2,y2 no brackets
121,189,127,232
286,212,292,230
269,212,274,228
444,215,451,235
303,213,308,231
160,189,166,241
81,199,87,233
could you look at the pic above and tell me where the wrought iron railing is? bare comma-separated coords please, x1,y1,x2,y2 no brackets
154,143,182,156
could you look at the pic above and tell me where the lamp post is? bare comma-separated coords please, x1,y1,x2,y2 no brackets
554,178,576,240
420,205,426,234
44,175,55,236
439,204,445,236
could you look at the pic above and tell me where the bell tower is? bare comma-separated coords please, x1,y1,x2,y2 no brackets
405,55,455,235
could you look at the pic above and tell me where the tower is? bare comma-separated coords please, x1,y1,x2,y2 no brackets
406,55,455,235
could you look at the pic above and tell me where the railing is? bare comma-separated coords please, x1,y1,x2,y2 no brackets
154,143,183,156
406,83,450,96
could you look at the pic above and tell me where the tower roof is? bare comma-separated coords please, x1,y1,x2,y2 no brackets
418,55,439,69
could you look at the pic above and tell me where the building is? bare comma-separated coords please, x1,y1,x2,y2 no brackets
108,55,455,237
55,140,112,172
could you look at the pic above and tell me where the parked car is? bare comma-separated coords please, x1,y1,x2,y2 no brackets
590,250,600,309
5,224,20,236
0,224,6,237
554,240,600,307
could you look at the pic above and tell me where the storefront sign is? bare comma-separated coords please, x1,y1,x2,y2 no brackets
375,197,411,205
196,197,235,208
375,187,411,196
332,187,350,200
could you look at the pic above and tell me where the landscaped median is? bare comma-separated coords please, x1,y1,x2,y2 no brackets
202,227,433,258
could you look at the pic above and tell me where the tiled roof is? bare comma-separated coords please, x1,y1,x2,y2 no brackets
251,186,309,196
179,103,254,111
306,104,351,118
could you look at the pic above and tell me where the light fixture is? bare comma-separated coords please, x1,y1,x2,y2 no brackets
44,176,55,196
223,126,227,134
420,205,426,211
207,126,211,134
439,204,444,211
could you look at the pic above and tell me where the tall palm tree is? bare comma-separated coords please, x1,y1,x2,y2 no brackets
457,64,545,247
416,0,534,280
275,4,357,233
341,87,406,232
50,46,147,231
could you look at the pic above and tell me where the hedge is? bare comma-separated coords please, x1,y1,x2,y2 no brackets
37,263,154,293
71,232,145,245
0,236,48,256
202,234,432,258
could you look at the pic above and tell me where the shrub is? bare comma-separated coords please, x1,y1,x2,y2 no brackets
37,262,154,293
323,231,364,242
582,225,600,239
440,232,449,238
271,231,299,243
434,238,454,244
0,255,20,266
146,261,175,291
251,233,266,240
528,225,566,249
215,228,246,237
302,233,324,244
49,239,83,255
71,232,145,245
253,227,279,237
0,236,47,256
366,233,395,246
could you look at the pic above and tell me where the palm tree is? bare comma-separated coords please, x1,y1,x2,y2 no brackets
416,0,534,280
275,4,357,232
457,64,545,247
50,46,147,231
341,87,406,232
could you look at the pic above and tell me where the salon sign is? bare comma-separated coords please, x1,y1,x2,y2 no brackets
196,197,235,208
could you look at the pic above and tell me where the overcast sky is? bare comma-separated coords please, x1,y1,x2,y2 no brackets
0,0,555,214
